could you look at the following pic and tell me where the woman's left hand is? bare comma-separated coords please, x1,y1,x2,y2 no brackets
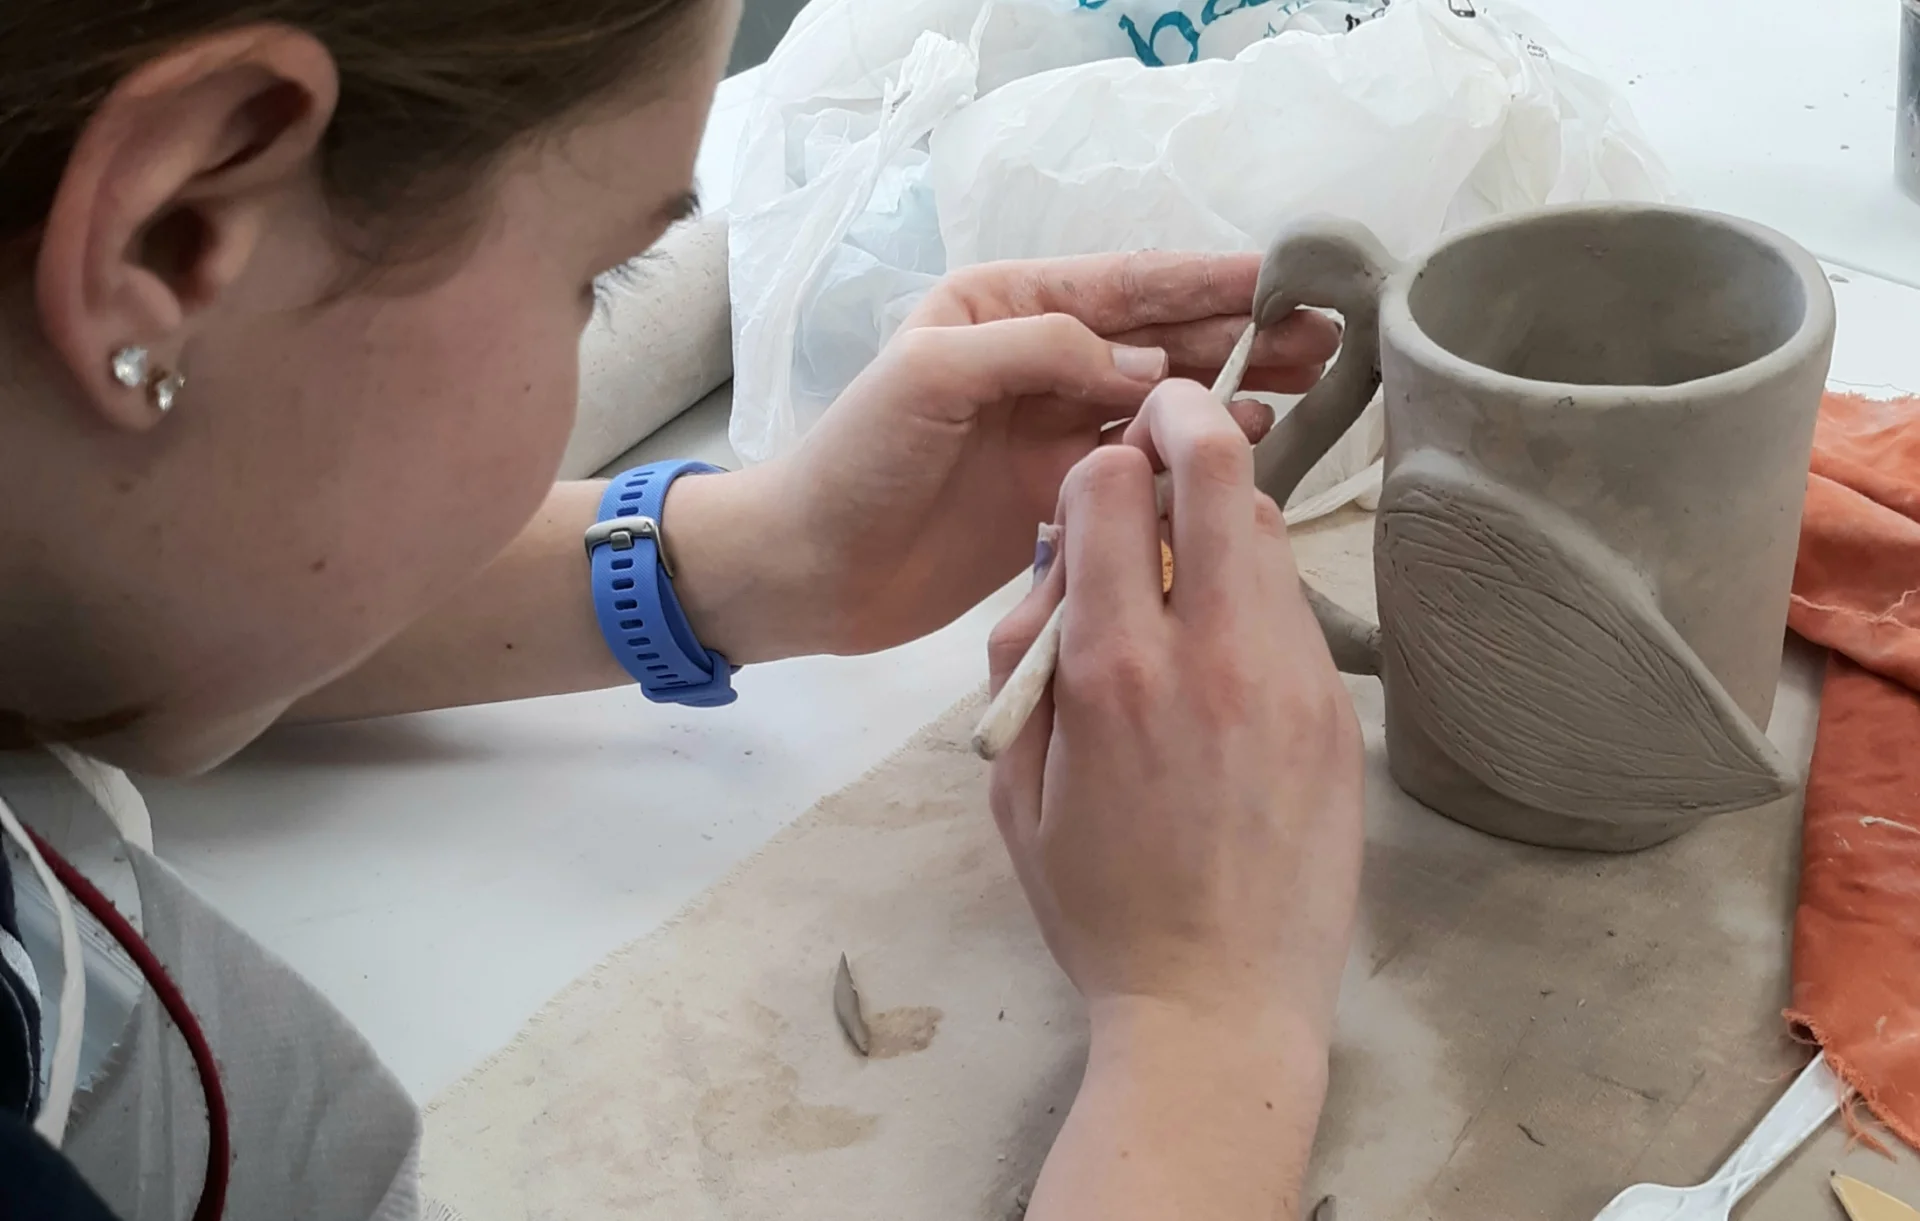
666,251,1341,662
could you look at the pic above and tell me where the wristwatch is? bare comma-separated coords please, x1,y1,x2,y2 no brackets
584,461,738,707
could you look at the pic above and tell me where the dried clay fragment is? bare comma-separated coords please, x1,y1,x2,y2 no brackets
833,953,872,1057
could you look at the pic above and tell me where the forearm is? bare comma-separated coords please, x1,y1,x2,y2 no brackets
1028,999,1328,1221
289,469,803,723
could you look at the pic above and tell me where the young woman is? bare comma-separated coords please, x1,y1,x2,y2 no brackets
0,0,1365,1216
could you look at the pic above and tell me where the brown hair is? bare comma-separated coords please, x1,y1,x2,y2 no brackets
0,0,712,257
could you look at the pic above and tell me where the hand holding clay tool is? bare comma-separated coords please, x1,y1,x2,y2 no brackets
971,322,1259,761
1589,1055,1845,1221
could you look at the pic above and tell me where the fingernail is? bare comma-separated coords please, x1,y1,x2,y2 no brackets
1033,523,1062,589
1110,344,1168,381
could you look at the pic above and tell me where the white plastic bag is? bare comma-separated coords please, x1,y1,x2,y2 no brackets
726,0,1676,465
1023,0,1394,69
726,29,979,464
932,1,1672,264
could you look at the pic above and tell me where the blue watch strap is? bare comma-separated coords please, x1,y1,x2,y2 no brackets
587,461,737,708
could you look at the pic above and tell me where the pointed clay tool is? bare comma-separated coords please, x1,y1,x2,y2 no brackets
833,953,872,1057
971,323,1259,761
1834,1175,1920,1221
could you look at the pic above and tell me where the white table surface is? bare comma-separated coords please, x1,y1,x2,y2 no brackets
139,2,1920,1102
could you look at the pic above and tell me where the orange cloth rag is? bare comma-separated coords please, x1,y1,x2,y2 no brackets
1785,392,1920,1151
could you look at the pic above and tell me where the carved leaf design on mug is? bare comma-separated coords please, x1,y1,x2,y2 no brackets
1377,450,1798,824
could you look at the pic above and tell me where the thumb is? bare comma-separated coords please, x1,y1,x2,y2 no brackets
888,313,1168,422
985,524,1065,853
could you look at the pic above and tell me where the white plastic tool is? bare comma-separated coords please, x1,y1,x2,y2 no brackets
1591,1055,1846,1221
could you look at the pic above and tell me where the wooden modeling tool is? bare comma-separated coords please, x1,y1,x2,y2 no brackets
1834,1175,1920,1221
971,322,1258,761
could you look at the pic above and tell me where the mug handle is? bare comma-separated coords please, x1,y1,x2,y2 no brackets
1253,218,1399,676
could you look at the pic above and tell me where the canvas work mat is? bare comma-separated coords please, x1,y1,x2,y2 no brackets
422,513,1920,1220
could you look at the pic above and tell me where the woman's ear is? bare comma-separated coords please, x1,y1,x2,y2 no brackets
34,25,339,432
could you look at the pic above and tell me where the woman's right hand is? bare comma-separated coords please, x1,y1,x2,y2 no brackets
988,378,1365,1221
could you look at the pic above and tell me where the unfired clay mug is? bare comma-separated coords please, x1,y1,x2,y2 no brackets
1256,204,1835,851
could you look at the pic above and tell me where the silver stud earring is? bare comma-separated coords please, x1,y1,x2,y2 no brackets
110,345,149,388
109,346,184,414
149,370,185,414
